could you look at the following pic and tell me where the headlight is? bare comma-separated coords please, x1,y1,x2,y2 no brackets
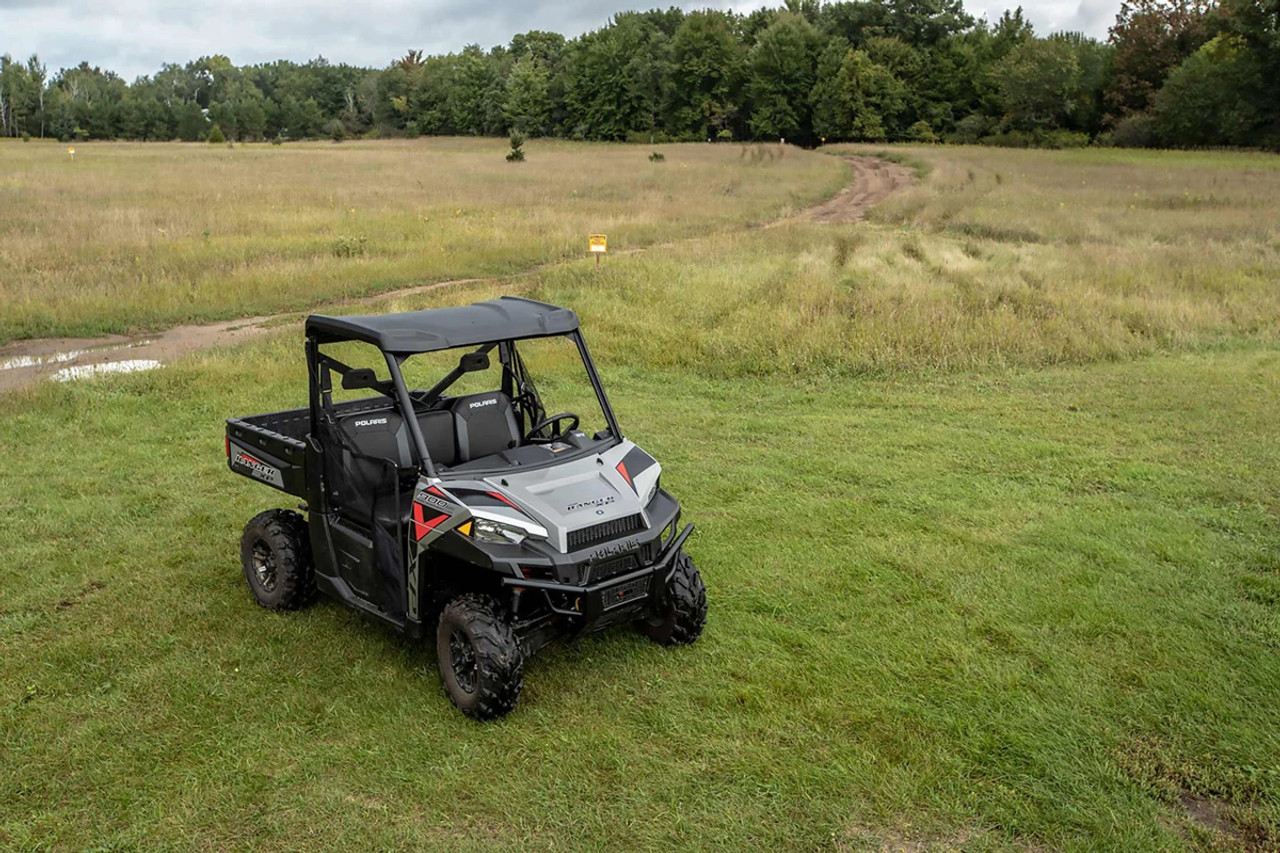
645,477,660,506
471,517,527,546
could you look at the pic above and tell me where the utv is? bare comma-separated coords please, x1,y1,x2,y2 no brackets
225,297,706,720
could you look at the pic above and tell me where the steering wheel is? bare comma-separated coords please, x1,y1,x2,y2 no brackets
524,412,580,443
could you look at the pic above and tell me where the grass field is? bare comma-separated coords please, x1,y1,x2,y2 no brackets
0,137,843,343
2,141,1279,851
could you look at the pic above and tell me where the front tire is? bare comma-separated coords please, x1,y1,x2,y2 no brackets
240,509,315,611
437,594,524,720
637,551,707,645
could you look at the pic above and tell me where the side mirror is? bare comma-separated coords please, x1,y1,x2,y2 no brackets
459,351,490,373
341,367,382,391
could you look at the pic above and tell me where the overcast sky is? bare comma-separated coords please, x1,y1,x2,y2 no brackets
1,0,1120,80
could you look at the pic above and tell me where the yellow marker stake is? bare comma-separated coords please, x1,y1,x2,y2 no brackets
589,234,607,268
67,147,75,160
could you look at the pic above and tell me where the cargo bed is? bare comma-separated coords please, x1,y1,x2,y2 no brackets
226,397,391,498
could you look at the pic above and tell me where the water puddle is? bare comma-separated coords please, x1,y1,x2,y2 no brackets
1,351,86,371
50,359,162,382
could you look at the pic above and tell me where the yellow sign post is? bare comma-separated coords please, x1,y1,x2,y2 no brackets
589,234,607,268
67,147,75,160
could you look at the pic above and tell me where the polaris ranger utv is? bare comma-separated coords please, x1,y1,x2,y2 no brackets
225,297,706,720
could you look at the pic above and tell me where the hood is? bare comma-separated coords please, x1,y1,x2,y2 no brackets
453,440,660,553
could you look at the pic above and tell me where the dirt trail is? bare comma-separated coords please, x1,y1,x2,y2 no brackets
0,278,484,394
0,155,913,394
798,156,916,224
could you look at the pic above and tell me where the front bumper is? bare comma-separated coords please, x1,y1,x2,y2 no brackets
501,523,693,625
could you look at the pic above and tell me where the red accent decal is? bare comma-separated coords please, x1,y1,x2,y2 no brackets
224,435,230,458
486,490,520,510
427,486,444,497
413,503,450,540
616,461,632,488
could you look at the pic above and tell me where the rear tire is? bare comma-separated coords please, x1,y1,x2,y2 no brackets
637,551,707,645
240,509,315,611
437,594,524,720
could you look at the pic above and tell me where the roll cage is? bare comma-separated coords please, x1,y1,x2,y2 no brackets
303,298,622,478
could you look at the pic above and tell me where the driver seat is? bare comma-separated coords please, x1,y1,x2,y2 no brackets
451,392,521,463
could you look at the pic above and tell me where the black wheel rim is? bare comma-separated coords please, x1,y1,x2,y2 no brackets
251,541,278,592
449,630,478,694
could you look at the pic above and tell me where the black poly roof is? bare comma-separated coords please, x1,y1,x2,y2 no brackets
305,296,579,353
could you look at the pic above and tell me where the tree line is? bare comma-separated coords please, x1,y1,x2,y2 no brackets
1,0,1276,149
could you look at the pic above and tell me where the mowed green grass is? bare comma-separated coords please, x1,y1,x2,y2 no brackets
2,340,1278,851
0,138,843,343
2,143,1280,850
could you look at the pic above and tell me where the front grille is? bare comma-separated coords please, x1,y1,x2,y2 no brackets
602,576,649,611
566,513,644,551
584,554,640,585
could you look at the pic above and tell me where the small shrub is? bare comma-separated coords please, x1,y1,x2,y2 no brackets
716,128,733,142
833,233,864,268
332,234,368,258
950,114,994,145
649,151,665,163
72,127,89,142
506,131,526,162
21,132,31,142
270,135,284,146
1109,113,1157,149
207,124,226,144
1038,129,1090,149
327,120,346,143
905,120,938,143
981,130,1033,148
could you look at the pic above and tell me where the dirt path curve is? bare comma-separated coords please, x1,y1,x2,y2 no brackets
0,155,913,394
796,156,915,224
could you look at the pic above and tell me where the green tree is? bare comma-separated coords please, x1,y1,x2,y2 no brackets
1219,0,1279,144
811,36,853,138
993,37,1082,130
174,101,207,140
503,54,550,135
237,98,267,140
448,45,493,135
208,101,237,139
26,54,47,137
669,10,743,139
814,47,905,140
1153,34,1266,144
1104,0,1214,120
746,12,822,141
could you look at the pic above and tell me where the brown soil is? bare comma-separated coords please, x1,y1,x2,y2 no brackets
800,155,916,224
0,155,915,394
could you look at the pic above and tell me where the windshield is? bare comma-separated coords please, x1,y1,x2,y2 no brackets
395,333,616,475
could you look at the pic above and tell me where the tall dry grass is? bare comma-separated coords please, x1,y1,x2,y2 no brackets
0,138,843,343
514,145,1280,376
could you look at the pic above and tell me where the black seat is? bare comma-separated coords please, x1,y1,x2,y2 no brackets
451,392,521,463
335,408,411,467
416,409,458,468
